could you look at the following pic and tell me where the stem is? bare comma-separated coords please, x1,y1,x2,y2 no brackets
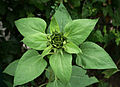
55,75,57,80
117,58,120,66
48,52,54,55
54,48,57,53
39,83,48,87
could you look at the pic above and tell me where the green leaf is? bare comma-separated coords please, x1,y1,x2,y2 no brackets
3,60,19,76
14,50,47,86
46,66,98,87
76,42,117,69
23,32,48,50
3,80,13,87
70,66,98,87
112,9,120,26
46,80,71,87
54,3,72,32
45,66,55,82
46,80,64,87
41,45,52,57
49,51,72,83
15,18,46,37
87,30,104,43
98,82,111,87
63,42,82,54
70,0,81,7
50,17,60,33
102,69,119,78
64,19,98,45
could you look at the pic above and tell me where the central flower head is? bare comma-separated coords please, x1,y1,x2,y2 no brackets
48,32,66,49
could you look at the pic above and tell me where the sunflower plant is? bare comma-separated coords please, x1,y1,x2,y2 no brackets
4,4,117,87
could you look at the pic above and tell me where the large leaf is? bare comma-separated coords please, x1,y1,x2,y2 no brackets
3,60,19,76
70,66,98,87
64,19,98,45
49,51,72,83
54,3,72,32
76,42,117,69
63,42,82,54
23,32,48,50
14,50,47,86
50,17,60,33
15,18,46,37
46,66,98,87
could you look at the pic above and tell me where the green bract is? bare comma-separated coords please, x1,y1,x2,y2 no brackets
3,3,117,87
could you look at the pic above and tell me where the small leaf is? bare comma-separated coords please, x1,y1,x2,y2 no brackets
63,42,82,54
41,45,52,57
15,18,46,37
14,50,47,86
70,66,98,87
45,66,55,82
3,60,19,76
64,19,98,45
49,51,72,83
102,69,119,78
50,17,60,33
23,32,48,50
98,82,111,87
76,42,117,69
